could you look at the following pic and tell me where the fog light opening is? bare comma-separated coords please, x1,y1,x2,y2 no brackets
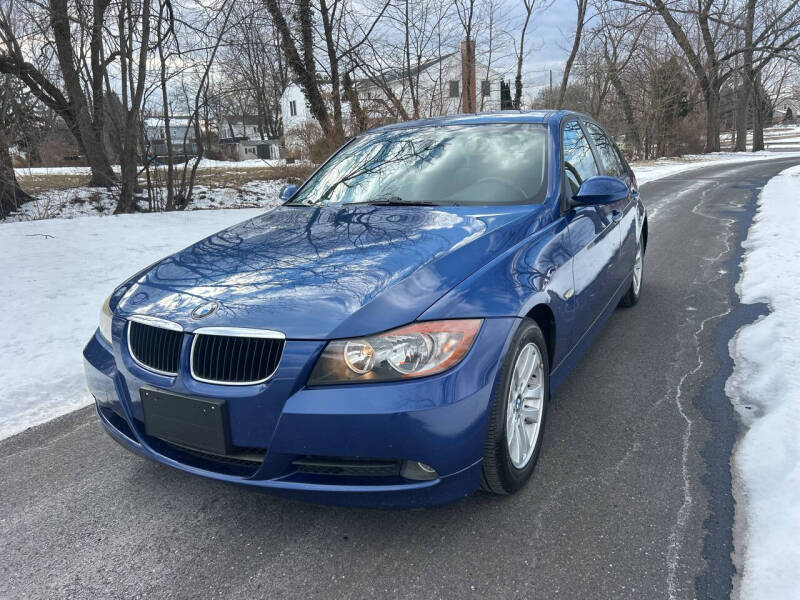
401,460,438,481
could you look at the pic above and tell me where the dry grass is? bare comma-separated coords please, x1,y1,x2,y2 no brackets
16,163,317,196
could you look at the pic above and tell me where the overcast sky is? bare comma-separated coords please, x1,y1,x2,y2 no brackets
500,0,580,93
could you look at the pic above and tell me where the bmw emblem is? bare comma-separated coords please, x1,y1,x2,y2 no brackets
191,301,218,319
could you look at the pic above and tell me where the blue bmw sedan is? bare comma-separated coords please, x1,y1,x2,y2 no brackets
84,111,647,507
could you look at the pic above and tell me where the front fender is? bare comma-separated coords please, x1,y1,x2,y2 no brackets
419,215,574,368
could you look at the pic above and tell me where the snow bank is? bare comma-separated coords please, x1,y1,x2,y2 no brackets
0,209,263,440
728,164,800,599
13,157,296,177
4,180,284,222
633,150,800,185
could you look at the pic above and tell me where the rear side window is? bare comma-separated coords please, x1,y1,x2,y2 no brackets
562,121,598,193
585,122,624,177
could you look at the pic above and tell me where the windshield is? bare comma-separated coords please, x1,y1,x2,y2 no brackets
288,123,548,206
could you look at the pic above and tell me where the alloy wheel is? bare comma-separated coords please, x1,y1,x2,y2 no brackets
505,343,545,469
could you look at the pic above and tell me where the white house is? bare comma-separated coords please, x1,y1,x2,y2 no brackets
219,138,282,161
358,47,506,120
773,99,800,124
280,84,315,135
219,115,263,140
278,41,507,156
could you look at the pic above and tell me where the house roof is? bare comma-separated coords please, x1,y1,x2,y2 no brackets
358,52,458,89
143,117,195,128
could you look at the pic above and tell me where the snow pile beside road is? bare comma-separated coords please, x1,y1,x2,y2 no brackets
728,164,800,599
0,208,263,440
633,150,800,185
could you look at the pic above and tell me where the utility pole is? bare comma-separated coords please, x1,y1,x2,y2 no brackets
549,70,553,102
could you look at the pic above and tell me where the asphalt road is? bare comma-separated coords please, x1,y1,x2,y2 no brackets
2,156,799,600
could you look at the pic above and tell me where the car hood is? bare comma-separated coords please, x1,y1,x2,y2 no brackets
116,204,544,339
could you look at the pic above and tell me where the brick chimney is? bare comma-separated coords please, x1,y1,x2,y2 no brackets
460,39,476,113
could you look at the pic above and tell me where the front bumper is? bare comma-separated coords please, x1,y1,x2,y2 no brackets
83,317,518,508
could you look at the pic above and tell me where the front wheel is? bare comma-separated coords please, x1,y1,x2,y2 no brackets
619,235,644,308
481,319,549,495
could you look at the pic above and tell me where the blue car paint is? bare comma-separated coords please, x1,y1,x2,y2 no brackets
83,110,646,507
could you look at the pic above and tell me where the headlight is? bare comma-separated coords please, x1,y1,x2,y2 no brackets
308,319,482,385
98,294,113,344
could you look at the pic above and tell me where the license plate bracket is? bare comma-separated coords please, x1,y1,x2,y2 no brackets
140,388,229,455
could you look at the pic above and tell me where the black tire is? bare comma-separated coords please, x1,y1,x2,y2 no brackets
619,235,644,308
481,319,550,495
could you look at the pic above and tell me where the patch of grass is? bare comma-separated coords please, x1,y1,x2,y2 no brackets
17,173,91,194
17,163,316,197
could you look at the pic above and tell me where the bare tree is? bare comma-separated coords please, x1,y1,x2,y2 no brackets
0,126,31,218
514,0,536,109
0,0,116,186
557,0,588,109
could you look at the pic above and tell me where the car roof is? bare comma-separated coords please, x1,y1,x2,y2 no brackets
367,110,591,133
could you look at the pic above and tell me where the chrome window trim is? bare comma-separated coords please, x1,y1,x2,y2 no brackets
126,318,182,377
189,327,285,386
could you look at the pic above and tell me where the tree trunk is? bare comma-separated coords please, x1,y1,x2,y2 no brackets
557,0,586,110
608,67,640,153
0,128,33,218
115,121,140,213
49,0,115,187
704,87,721,153
404,0,419,118
752,78,765,152
343,71,367,133
734,90,750,152
737,0,756,152
514,3,533,110
318,0,344,142
263,0,333,137
158,17,175,210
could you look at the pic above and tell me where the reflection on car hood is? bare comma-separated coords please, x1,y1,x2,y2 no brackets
116,204,543,339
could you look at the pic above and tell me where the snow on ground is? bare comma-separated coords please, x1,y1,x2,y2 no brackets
721,123,800,148
0,208,264,440
13,157,289,177
632,150,800,185
4,179,285,221
727,164,800,599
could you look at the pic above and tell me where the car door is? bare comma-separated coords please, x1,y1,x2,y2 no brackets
583,121,636,290
562,119,622,351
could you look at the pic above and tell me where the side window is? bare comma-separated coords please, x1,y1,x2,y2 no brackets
562,120,599,194
448,81,459,98
585,122,623,177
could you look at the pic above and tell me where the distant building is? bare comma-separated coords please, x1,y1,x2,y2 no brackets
773,100,800,124
143,117,199,158
278,41,506,157
358,43,505,119
219,115,264,140
219,138,282,161
279,85,315,136
218,114,281,161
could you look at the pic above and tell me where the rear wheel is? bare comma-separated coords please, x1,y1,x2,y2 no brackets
481,319,549,495
619,234,644,308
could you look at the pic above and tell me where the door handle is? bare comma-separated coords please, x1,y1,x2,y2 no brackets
611,209,623,222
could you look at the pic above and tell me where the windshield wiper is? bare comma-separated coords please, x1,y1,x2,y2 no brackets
351,196,441,206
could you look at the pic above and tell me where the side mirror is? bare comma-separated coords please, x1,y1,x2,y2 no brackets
571,176,629,206
279,183,299,202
